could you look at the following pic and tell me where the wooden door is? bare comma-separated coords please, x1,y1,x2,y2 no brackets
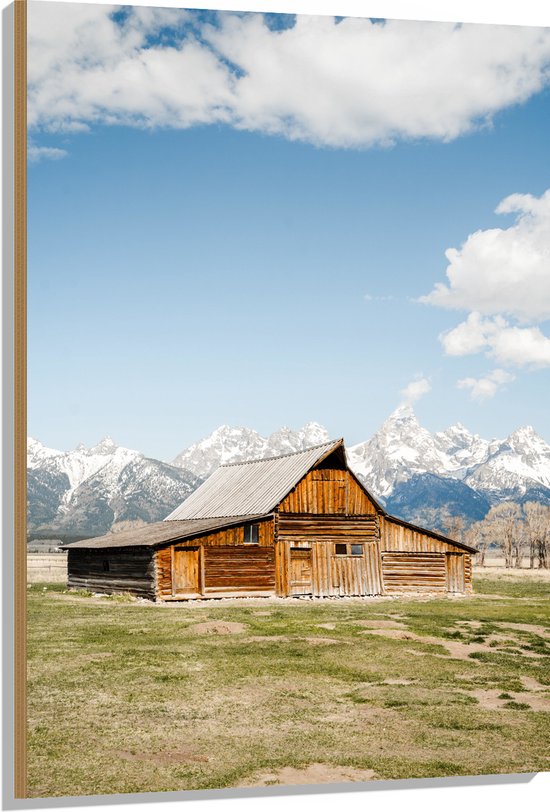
172,547,200,596
446,553,465,593
289,547,313,595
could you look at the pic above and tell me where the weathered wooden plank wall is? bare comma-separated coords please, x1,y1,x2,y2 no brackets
381,551,447,593
204,546,275,594
381,516,460,553
67,547,156,599
155,520,275,598
279,469,378,515
275,539,383,597
277,514,379,540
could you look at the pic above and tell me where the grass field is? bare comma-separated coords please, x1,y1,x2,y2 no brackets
27,573,550,798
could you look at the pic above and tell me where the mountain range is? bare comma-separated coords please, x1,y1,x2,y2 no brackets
27,409,550,539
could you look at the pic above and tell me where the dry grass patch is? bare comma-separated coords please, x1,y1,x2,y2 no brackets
26,575,549,797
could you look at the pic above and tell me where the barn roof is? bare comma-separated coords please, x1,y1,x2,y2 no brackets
63,514,269,550
165,439,344,520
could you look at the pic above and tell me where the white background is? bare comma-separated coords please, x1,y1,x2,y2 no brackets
2,1,549,810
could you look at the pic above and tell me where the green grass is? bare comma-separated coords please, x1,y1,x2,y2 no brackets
26,573,550,797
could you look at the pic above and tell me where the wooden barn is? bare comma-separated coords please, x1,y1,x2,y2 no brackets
65,439,476,600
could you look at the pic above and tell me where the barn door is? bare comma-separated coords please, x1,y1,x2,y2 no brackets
289,547,313,596
446,553,465,593
172,547,201,596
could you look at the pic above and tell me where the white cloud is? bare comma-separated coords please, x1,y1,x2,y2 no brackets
490,324,550,367
421,189,550,322
28,145,68,163
457,369,515,402
440,312,550,369
424,188,550,396
27,4,550,148
401,376,431,404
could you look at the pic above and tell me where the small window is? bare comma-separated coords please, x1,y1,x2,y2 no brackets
102,559,110,572
335,543,347,556
351,544,363,556
244,524,259,545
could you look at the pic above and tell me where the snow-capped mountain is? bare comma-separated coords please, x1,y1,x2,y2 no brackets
27,437,200,537
347,405,454,497
27,412,550,538
347,406,550,505
172,422,330,479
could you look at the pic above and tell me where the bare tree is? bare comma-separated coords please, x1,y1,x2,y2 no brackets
465,522,487,566
523,502,550,569
442,514,465,542
483,502,523,568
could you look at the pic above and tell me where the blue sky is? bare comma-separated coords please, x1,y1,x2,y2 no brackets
27,5,550,459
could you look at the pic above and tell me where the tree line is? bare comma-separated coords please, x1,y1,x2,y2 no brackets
442,502,550,568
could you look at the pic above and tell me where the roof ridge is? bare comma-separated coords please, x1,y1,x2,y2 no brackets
219,438,343,467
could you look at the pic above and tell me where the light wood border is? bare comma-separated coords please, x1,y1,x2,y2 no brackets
14,0,27,799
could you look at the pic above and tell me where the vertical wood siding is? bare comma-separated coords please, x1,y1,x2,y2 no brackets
278,469,378,514
275,538,383,597
381,516,464,553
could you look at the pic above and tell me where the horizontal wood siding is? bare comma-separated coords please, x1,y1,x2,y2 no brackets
278,514,379,541
279,469,378,515
67,547,156,599
381,551,447,593
155,519,275,598
204,546,275,593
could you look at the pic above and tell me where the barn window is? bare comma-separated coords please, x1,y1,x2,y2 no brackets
351,544,363,556
102,559,110,572
335,543,347,556
244,524,259,545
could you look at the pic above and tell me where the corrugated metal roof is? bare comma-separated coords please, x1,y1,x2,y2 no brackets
165,439,343,520
63,515,268,550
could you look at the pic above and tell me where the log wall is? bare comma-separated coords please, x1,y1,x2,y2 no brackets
381,551,447,593
203,546,275,594
67,547,156,599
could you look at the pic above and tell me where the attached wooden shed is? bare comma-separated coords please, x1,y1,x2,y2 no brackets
65,439,476,600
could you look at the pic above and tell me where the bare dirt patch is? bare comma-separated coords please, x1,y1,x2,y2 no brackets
245,763,377,787
316,622,336,630
383,678,416,685
189,621,246,635
521,675,549,692
466,689,550,712
359,628,535,661
499,622,550,638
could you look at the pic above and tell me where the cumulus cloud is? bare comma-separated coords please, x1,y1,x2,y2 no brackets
27,4,550,149
421,189,550,322
423,188,550,397
401,376,431,404
457,369,515,402
440,312,550,368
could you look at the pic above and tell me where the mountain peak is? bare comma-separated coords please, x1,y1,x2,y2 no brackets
90,436,117,454
386,403,418,423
